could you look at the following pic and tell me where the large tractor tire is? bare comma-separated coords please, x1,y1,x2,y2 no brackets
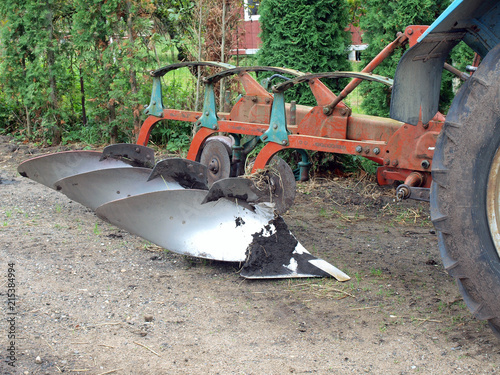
431,43,500,338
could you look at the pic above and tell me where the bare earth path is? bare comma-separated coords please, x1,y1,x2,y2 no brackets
1,135,499,374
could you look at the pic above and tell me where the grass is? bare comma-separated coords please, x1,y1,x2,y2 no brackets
380,203,433,227
370,268,383,277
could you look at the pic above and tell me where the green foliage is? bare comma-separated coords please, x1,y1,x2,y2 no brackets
359,0,453,117
0,0,196,147
257,0,351,106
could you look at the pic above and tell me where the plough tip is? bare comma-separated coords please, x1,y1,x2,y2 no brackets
240,216,349,280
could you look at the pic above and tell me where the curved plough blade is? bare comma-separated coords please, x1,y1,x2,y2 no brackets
18,150,349,280
96,189,271,262
95,189,350,280
53,167,184,211
18,151,133,189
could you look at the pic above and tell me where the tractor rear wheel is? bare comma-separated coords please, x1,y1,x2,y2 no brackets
431,43,500,338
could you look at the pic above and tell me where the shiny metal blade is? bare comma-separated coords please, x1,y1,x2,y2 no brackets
18,151,132,189
95,190,274,262
54,167,183,211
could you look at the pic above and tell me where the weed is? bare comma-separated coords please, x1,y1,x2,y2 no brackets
354,272,362,283
319,207,328,218
370,268,383,277
55,204,62,213
5,210,12,218
379,323,387,332
93,223,101,236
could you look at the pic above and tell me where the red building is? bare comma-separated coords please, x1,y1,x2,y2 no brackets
233,1,367,61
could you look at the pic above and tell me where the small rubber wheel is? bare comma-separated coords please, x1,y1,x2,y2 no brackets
199,140,231,187
431,43,500,338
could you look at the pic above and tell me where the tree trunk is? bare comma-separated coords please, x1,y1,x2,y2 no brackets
25,105,32,138
219,0,226,108
194,1,203,112
46,7,61,145
108,100,117,144
79,66,87,126
127,1,142,141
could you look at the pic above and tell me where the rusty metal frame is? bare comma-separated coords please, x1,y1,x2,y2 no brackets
136,28,452,189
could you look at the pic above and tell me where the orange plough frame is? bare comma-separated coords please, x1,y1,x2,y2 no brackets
137,26,451,191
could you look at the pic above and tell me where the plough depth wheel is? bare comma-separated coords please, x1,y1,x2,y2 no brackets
199,138,232,186
431,43,500,337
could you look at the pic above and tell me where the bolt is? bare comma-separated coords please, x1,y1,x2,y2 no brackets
262,135,268,140
273,124,278,130
281,140,287,145
373,147,380,155
385,159,390,166
364,148,370,154
421,160,430,169
355,145,362,153
323,106,331,115
340,108,347,116
135,147,140,153
152,101,156,105
392,159,399,167
265,98,271,104
422,123,429,129
205,112,209,116
252,97,258,103
407,28,413,35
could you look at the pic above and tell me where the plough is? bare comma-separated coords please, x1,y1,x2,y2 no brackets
18,0,500,337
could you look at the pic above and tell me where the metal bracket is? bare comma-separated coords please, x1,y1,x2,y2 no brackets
396,184,430,202
143,76,165,117
260,92,289,146
199,83,219,130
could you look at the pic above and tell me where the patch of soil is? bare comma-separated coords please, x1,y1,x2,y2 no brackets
1,136,500,374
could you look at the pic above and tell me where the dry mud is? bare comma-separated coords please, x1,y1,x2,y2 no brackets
1,135,500,374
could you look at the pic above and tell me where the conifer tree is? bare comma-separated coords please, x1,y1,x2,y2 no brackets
257,0,351,105
0,0,72,143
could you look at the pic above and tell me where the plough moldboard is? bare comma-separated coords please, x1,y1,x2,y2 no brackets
18,147,349,280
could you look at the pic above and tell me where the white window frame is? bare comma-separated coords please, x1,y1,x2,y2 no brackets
244,0,260,21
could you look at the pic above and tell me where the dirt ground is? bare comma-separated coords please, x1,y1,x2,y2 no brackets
1,135,500,375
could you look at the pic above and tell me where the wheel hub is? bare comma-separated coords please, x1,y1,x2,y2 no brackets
487,146,500,258
208,158,220,174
